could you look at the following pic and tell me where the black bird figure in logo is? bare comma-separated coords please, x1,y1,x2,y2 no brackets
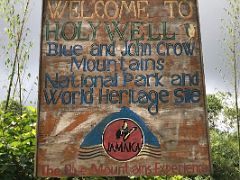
116,121,137,141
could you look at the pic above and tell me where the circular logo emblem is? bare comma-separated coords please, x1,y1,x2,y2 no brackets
102,119,143,161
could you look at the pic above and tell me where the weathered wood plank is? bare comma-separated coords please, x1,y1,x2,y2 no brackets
36,0,211,177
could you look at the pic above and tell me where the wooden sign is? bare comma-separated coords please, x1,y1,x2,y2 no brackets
36,0,212,177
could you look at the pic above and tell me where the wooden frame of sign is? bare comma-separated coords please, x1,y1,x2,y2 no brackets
36,0,212,177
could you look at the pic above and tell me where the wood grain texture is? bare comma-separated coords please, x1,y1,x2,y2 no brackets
36,0,211,177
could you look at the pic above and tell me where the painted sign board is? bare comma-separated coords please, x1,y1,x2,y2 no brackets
36,0,212,177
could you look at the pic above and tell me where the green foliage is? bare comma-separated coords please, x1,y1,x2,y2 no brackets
0,100,37,180
130,176,181,180
221,1,240,173
207,92,239,131
223,105,239,129
207,94,223,128
0,99,26,116
79,178,114,180
207,93,240,179
210,129,239,179
129,176,211,180
0,0,32,110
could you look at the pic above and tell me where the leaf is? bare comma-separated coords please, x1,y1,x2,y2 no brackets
10,141,20,148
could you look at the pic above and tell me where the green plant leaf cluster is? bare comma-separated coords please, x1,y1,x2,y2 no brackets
207,94,223,128
210,130,239,179
129,175,212,180
0,100,36,180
